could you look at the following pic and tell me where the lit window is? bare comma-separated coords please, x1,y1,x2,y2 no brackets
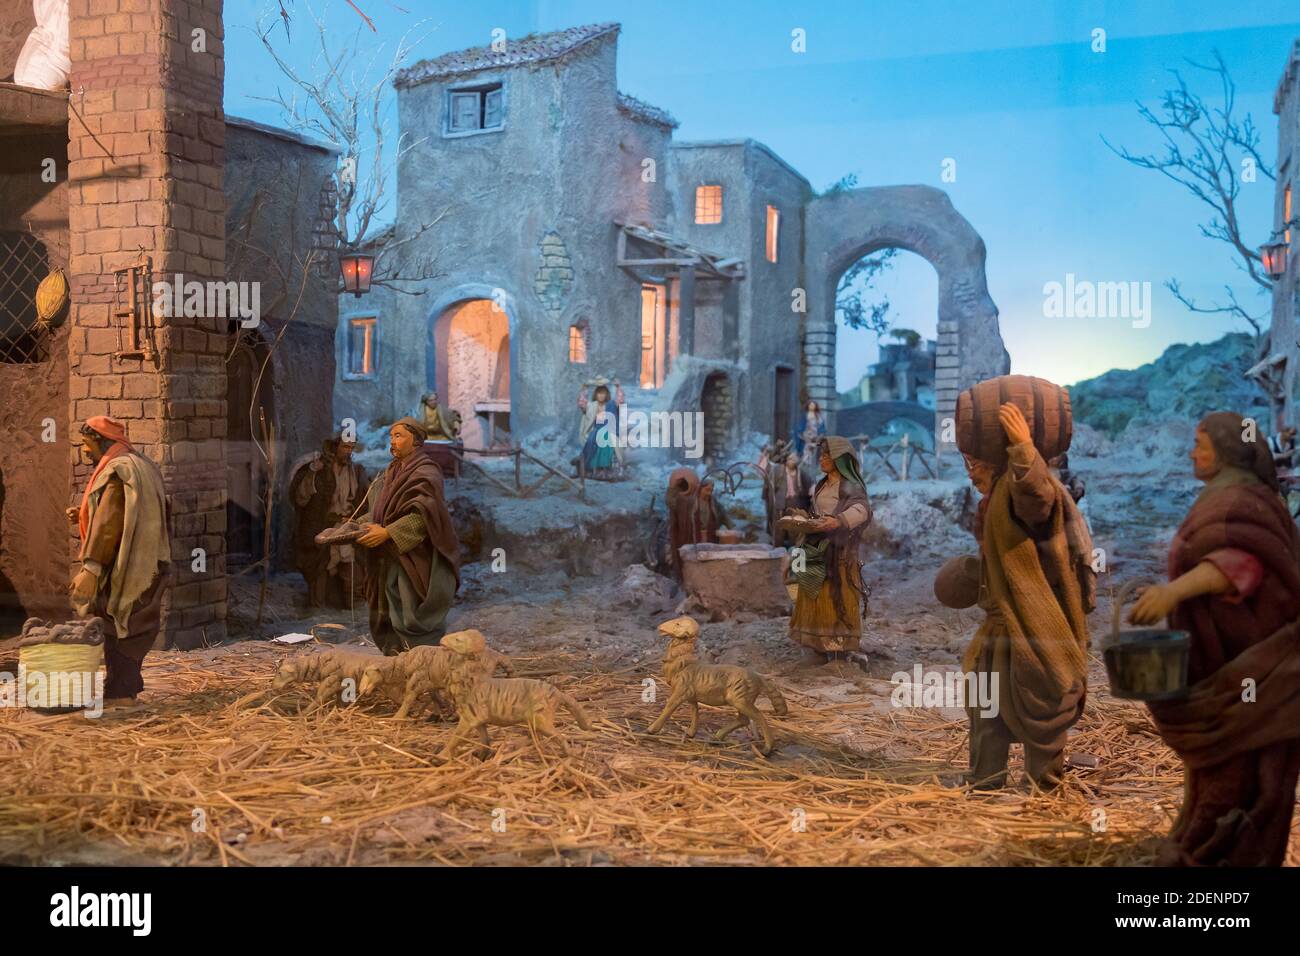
765,205,780,263
346,316,377,377
695,185,722,224
447,84,504,134
640,284,666,389
1285,184,1292,245
568,323,588,364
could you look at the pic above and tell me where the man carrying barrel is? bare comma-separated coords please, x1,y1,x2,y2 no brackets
951,379,1093,790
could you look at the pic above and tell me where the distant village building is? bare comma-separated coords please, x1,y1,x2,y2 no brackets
845,336,937,409
335,23,1009,459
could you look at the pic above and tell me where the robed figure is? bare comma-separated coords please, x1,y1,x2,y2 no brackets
289,434,369,608
66,415,171,704
1130,412,1300,866
355,418,461,655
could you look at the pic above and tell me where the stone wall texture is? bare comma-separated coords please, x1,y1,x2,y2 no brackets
66,0,228,648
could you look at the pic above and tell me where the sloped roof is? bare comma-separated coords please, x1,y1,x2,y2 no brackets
617,93,678,130
395,22,620,89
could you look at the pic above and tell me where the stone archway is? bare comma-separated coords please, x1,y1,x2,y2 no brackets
804,185,1009,450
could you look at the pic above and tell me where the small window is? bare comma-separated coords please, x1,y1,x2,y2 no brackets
695,185,722,224
568,323,588,364
1284,183,1292,246
447,83,504,134
346,316,378,378
765,205,780,263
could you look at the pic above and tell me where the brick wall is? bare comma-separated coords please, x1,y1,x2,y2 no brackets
66,0,227,648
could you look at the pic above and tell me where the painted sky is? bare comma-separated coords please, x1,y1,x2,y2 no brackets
222,0,1300,390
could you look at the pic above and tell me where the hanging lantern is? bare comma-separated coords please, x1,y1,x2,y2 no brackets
1259,241,1288,279
339,252,374,297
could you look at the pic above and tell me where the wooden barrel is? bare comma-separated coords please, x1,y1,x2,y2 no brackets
955,375,1072,467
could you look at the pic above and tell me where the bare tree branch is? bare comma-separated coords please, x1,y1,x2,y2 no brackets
1103,50,1276,339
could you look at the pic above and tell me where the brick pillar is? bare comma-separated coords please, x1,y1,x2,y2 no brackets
66,0,227,648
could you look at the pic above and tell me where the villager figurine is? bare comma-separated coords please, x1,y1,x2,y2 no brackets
786,436,872,666
665,466,700,581
65,416,171,707
438,629,592,759
575,377,625,478
768,451,813,547
355,418,461,655
793,400,827,477
289,433,369,609
694,479,733,544
645,616,788,754
420,390,462,442
1129,411,1300,866
958,398,1093,791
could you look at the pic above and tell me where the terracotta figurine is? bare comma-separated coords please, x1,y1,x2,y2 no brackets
646,616,788,754
438,629,592,759
354,418,461,654
1130,411,1300,866
65,415,170,708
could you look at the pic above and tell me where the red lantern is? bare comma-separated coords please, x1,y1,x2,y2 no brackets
340,252,374,297
1259,242,1288,279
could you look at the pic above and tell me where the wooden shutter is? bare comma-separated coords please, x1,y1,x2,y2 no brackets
449,92,480,132
483,87,503,128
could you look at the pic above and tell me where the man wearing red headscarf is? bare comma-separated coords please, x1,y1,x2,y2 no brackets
64,416,171,705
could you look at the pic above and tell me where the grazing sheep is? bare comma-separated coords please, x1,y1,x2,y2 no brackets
271,649,378,708
438,629,591,759
358,642,514,720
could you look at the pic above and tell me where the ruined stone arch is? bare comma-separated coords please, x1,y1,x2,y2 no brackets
804,185,1009,449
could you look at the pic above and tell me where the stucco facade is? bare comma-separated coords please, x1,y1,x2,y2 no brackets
1272,40,1299,427
336,22,1007,458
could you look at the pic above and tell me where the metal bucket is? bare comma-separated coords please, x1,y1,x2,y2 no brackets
1102,581,1190,701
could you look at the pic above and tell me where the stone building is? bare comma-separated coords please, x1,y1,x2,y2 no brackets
1267,39,1299,428
846,337,937,408
0,0,338,642
335,22,1009,460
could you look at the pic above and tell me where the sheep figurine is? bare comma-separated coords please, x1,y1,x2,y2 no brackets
438,629,592,759
645,615,788,754
357,643,514,720
272,649,379,708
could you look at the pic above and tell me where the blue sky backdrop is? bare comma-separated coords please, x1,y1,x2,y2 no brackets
222,0,1300,391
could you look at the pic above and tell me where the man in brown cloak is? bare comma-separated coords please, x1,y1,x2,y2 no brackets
289,433,369,608
355,418,461,654
1130,411,1300,866
65,416,170,704
960,403,1092,790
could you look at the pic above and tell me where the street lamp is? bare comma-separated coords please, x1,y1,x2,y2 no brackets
1259,241,1288,279
339,252,374,297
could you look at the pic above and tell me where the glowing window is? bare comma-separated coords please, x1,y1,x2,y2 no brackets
1285,183,1292,246
640,284,666,389
346,316,377,377
765,205,780,263
695,185,722,224
568,323,588,364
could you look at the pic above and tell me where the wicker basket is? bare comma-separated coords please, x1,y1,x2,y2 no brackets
19,643,104,710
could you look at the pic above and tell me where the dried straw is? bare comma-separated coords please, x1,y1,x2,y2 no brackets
0,644,1292,866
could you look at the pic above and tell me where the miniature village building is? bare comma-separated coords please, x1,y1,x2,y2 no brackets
1267,39,1300,427
334,23,1010,461
0,0,338,643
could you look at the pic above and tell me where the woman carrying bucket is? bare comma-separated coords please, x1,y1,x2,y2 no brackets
1129,411,1300,867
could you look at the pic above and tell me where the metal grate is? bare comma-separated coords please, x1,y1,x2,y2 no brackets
0,230,53,364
